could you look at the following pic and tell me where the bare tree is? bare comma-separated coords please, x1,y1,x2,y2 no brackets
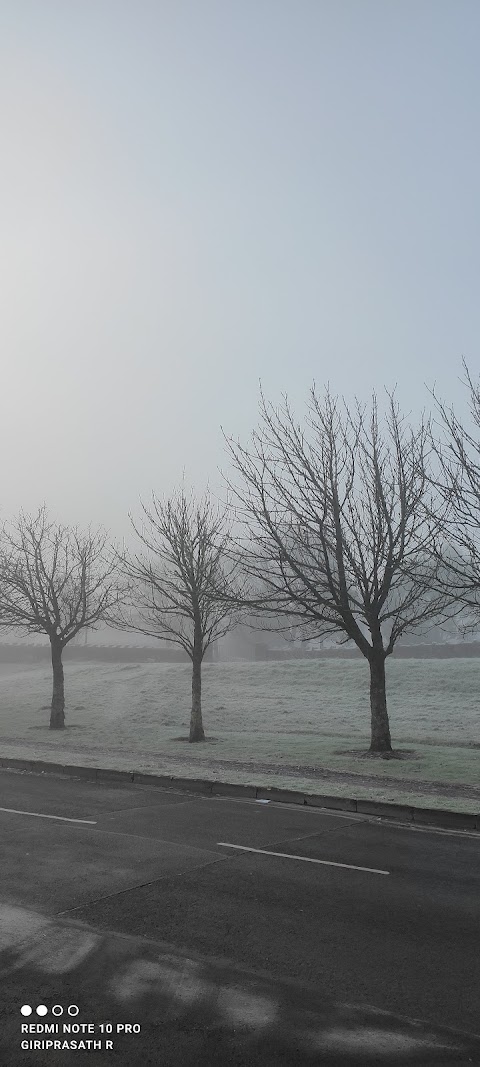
226,388,449,754
0,507,121,728
428,361,480,631
118,491,241,742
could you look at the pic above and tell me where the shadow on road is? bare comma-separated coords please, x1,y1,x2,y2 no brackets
0,903,478,1066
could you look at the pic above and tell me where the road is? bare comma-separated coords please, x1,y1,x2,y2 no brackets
0,768,479,1065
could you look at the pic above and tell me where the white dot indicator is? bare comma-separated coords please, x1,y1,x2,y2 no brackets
36,1005,48,1016
21,1005,32,1016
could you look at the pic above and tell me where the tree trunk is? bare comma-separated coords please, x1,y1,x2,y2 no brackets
368,651,392,753
50,638,65,729
189,645,205,742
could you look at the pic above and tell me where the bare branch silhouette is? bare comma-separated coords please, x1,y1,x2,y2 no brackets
116,491,243,742
428,360,480,631
0,506,122,728
226,387,449,754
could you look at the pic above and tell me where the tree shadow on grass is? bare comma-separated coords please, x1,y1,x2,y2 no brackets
168,737,222,744
28,724,86,731
334,748,421,761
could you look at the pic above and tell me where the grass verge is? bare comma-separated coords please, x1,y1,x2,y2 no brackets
1,731,478,815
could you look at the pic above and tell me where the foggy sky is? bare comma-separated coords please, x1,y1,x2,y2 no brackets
1,1,479,540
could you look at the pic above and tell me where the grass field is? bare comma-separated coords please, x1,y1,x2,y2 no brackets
0,658,478,813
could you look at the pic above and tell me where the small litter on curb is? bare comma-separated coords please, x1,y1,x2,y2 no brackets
256,799,270,804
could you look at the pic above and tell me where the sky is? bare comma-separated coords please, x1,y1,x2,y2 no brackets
1,0,479,542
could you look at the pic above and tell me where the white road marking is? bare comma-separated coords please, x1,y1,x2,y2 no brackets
0,807,96,825
217,842,389,875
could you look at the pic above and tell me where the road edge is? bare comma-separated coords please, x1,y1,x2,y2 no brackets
0,755,478,831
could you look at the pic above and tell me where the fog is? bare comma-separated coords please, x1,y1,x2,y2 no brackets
1,1,479,540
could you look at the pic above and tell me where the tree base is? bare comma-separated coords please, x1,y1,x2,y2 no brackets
49,710,65,730
335,747,418,762
189,732,206,743
367,747,396,759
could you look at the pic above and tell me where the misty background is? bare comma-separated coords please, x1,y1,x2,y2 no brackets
1,1,479,652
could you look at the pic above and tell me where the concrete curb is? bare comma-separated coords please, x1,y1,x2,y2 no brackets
1,755,478,831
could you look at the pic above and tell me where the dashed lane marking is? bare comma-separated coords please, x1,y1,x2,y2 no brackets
217,842,390,875
0,807,97,825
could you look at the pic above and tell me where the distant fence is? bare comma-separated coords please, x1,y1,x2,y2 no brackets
0,645,189,664
254,643,480,660
0,642,478,664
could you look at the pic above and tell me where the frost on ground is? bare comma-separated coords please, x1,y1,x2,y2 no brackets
0,658,478,813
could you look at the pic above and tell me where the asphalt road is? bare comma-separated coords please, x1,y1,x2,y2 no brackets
0,768,479,1066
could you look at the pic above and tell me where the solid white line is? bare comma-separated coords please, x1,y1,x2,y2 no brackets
0,807,97,825
217,842,390,875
